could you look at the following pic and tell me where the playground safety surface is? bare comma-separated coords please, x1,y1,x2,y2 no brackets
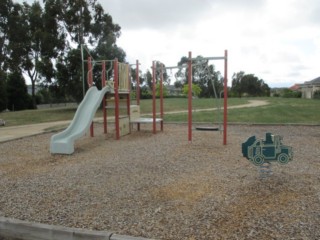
0,123,319,239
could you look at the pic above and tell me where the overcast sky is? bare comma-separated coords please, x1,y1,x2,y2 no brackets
99,0,320,87
17,0,320,87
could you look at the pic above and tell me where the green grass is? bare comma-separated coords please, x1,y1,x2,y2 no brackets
0,107,78,126
139,97,248,113
162,97,320,124
0,97,319,127
228,98,320,124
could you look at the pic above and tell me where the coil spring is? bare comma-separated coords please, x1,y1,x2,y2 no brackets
259,162,272,179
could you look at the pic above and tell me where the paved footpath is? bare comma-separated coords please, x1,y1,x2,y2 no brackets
0,121,71,142
0,100,269,143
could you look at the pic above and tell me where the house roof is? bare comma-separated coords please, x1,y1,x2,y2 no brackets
304,76,320,85
289,84,301,91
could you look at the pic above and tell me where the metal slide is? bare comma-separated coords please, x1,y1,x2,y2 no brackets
50,86,111,154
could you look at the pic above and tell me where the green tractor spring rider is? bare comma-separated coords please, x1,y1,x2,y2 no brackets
242,133,293,166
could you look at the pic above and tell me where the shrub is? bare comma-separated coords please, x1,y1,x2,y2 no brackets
313,90,320,99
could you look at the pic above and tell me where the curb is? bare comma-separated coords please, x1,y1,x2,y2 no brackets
0,217,153,240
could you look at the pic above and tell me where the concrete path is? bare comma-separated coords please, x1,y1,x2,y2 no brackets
165,99,269,114
0,100,269,143
0,121,71,142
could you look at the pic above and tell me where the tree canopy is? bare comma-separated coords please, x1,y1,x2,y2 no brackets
175,56,223,98
0,0,126,110
231,72,270,97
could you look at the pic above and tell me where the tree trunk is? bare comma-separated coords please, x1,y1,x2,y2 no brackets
31,80,37,109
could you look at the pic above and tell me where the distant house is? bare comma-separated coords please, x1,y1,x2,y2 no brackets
300,77,320,99
289,83,301,91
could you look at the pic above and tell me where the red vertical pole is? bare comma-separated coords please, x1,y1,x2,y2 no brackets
88,57,94,137
114,58,120,140
102,61,107,134
127,64,130,117
160,63,164,131
188,51,192,142
136,60,140,105
136,60,140,131
223,50,228,145
87,57,93,87
152,61,156,134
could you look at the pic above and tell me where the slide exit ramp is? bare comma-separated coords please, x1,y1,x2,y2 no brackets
50,86,111,154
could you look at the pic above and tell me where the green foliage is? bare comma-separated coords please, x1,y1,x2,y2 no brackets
140,86,152,99
313,90,320,99
156,83,168,97
174,80,183,89
231,72,270,97
6,71,31,111
0,0,12,72
55,49,83,103
144,70,153,90
0,71,8,111
176,56,223,98
1,0,125,106
131,67,145,88
182,83,202,97
282,88,302,98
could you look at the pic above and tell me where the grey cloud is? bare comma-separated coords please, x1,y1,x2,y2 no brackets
102,0,213,30
101,0,267,30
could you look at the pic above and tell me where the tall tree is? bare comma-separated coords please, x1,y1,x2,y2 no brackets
231,72,270,97
6,71,30,111
176,56,223,98
45,0,96,46
55,49,83,103
231,71,245,97
50,1,126,100
0,0,12,72
10,2,66,108
0,71,7,111
0,1,29,110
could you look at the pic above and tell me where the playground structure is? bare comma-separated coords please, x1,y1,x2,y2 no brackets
50,47,228,154
50,46,164,154
189,51,228,145
159,50,228,145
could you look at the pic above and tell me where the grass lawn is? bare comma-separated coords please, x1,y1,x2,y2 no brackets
0,97,319,127
195,97,319,124
228,98,320,124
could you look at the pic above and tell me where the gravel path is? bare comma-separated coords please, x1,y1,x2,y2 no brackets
0,124,319,239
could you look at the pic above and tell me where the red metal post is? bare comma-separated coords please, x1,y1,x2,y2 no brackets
136,60,140,105
102,61,107,134
114,58,120,140
127,64,130,128
152,61,156,134
136,60,140,131
87,57,93,87
223,50,228,145
88,57,94,137
160,63,164,131
188,51,192,142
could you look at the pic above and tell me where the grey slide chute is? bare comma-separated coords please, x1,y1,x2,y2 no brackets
50,86,111,154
